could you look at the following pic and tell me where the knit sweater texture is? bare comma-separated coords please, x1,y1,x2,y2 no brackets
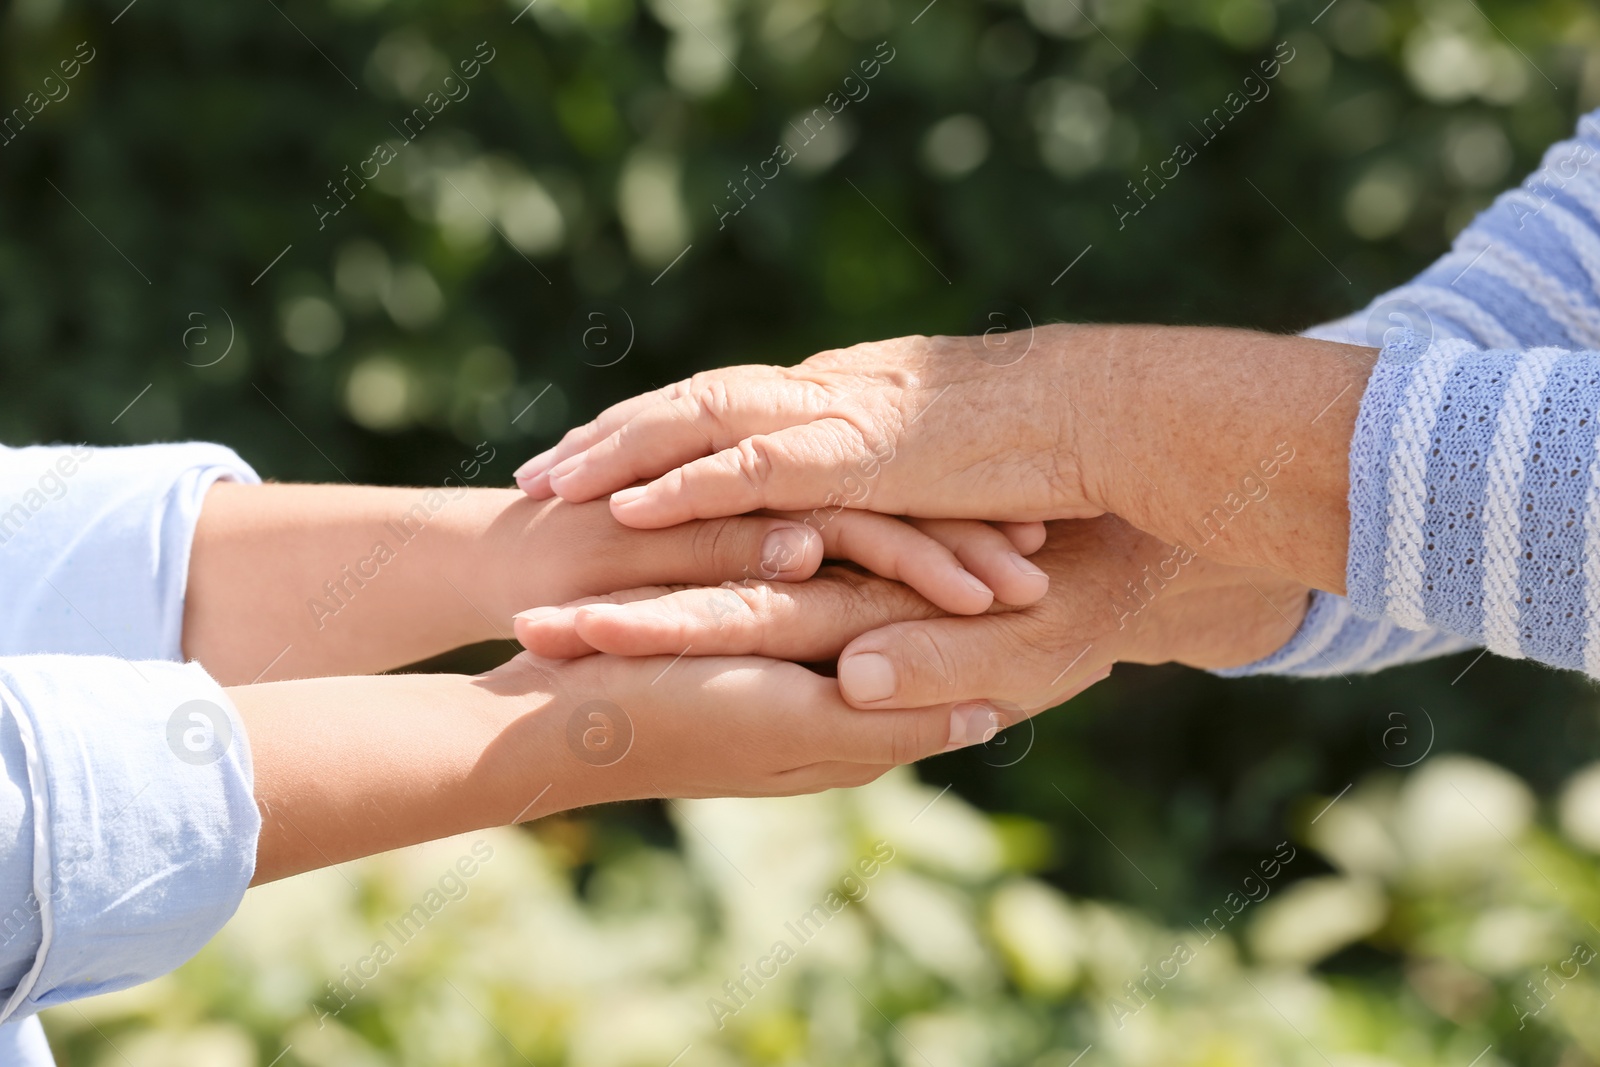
1223,109,1600,678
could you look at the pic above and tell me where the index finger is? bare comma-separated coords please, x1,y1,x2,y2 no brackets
515,366,792,497
544,375,838,504
608,420,881,528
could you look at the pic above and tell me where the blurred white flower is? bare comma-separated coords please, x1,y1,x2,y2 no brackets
283,1015,390,1067
921,115,991,180
1031,79,1112,179
989,879,1082,995
617,149,690,267
334,240,393,311
1404,23,1529,105
431,162,497,249
567,989,706,1067
383,262,444,330
1559,762,1600,852
1249,876,1387,966
1075,901,1148,985
1396,755,1535,877
1306,787,1402,880
365,28,448,100
760,0,823,64
1345,161,1418,240
496,171,566,255
109,1024,257,1067
1442,118,1513,188
1404,26,1485,103
867,871,997,989
345,355,412,431
1466,906,1567,975
854,769,1003,880
651,0,739,96
1021,0,1087,38
895,1010,1000,1067
788,110,857,176
678,794,845,919
280,295,344,357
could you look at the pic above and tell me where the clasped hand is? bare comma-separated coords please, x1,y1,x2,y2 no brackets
506,324,1322,768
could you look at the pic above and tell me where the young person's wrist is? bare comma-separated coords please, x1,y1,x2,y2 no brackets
434,488,547,641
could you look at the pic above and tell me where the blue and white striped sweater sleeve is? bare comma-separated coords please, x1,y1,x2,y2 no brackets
1221,109,1600,678
1345,333,1600,672
1212,588,1473,679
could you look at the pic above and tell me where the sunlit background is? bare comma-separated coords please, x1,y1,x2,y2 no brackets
9,0,1600,1062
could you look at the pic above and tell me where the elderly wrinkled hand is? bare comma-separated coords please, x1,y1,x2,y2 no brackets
515,329,1104,526
514,324,1367,597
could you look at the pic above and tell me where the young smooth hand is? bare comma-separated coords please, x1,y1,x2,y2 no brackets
241,646,970,883
514,515,1310,725
186,484,1046,683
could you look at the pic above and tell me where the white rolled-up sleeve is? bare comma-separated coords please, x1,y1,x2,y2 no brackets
0,657,258,1019
0,442,260,659
0,443,263,1060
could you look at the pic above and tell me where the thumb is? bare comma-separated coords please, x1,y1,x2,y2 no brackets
837,614,1028,709
604,516,823,592
837,615,1111,711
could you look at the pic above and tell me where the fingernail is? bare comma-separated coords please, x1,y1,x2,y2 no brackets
944,702,1001,752
1009,552,1047,579
513,606,561,623
546,451,586,490
514,448,556,482
840,652,896,703
958,569,992,597
611,486,647,508
576,603,627,619
761,526,813,579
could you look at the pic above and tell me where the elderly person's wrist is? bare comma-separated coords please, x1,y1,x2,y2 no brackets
1052,323,1143,521
1059,325,1371,593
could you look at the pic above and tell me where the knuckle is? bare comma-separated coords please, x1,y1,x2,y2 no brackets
820,566,896,623
900,628,961,696
688,377,737,438
1009,613,1060,662
731,436,778,494
702,585,747,628
690,519,745,573
704,581,770,643
734,580,777,617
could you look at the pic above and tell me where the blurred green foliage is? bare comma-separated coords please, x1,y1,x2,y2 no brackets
12,0,1600,1061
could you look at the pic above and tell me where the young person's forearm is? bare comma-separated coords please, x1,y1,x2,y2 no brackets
184,484,526,684
1066,324,1375,594
232,669,562,884
182,482,1040,685
235,651,960,885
